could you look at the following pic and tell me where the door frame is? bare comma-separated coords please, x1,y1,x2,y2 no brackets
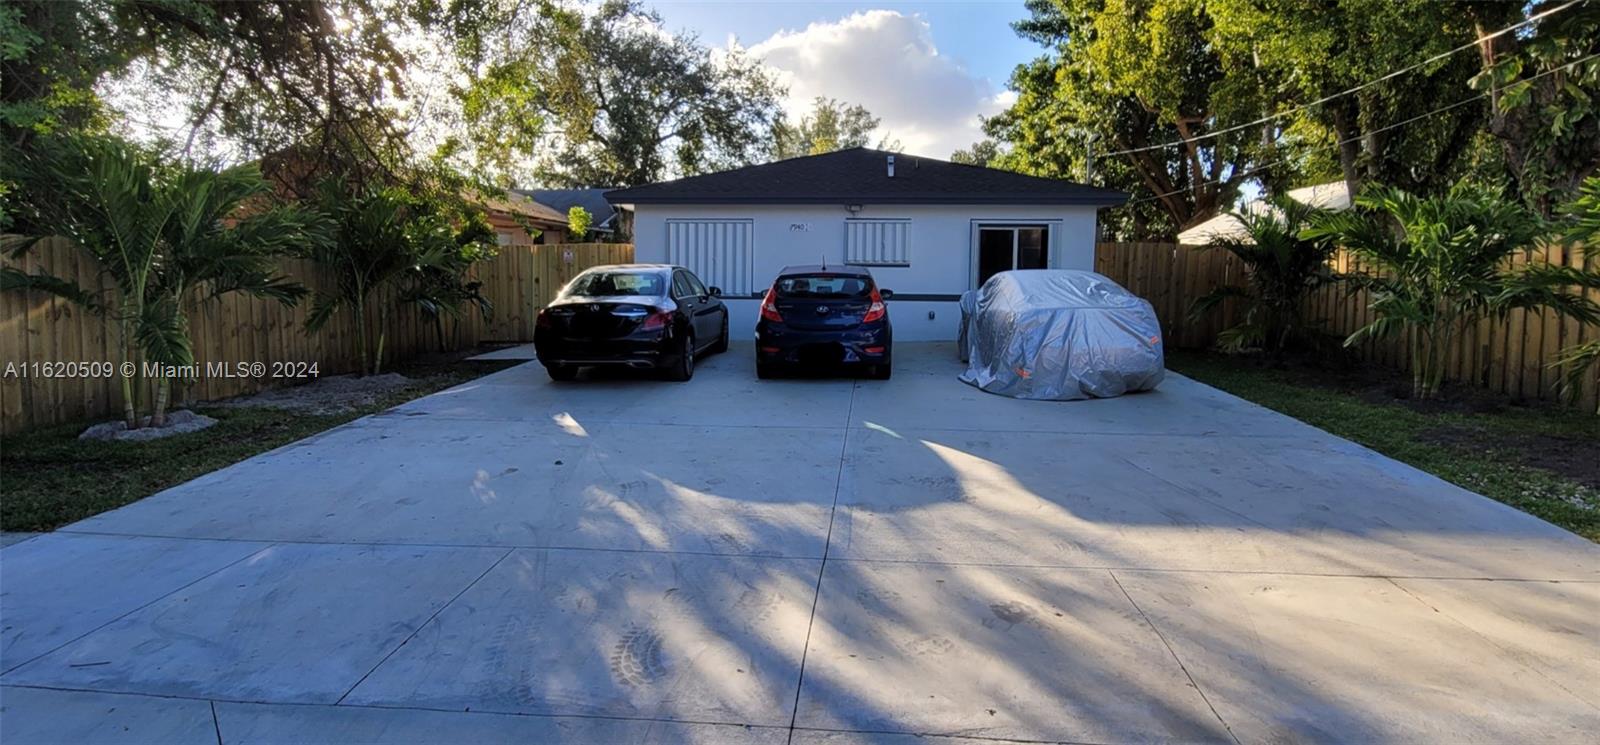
968,219,1062,289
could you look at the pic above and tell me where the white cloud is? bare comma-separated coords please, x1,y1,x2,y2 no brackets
743,10,1002,159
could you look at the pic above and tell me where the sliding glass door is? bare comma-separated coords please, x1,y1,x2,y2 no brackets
976,225,1050,288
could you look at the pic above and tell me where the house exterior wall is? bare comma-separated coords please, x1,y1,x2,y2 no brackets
486,211,566,245
629,203,1101,341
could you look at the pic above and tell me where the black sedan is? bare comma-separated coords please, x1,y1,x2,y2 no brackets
755,265,893,379
534,264,729,381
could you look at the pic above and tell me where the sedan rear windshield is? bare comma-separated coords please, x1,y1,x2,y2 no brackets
565,272,665,297
775,274,872,299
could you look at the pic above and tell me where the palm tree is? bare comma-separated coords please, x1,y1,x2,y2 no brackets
304,183,496,374
2,136,312,428
1188,194,1337,354
1549,176,1600,410
1306,182,1600,400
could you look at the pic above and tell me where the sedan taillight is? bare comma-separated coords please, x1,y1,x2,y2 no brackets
760,287,784,322
862,287,887,323
641,308,673,331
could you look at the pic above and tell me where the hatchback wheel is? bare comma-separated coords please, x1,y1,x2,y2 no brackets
868,355,892,380
546,364,578,381
665,334,694,381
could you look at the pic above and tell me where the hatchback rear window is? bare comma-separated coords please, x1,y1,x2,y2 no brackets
775,274,872,299
565,272,665,297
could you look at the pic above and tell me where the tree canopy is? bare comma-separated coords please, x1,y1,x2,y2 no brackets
771,97,888,160
441,0,783,188
986,0,1593,239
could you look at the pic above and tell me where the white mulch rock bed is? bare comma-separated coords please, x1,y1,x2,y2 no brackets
216,373,415,415
78,409,218,442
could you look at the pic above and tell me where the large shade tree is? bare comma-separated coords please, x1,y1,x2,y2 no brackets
987,0,1277,238
443,0,783,187
987,0,1515,239
1467,0,1600,214
1,1,419,190
771,97,890,160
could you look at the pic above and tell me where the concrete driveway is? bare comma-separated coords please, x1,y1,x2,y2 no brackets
3,343,1597,744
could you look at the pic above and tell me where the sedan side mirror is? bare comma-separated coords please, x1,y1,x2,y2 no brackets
709,286,723,297
879,288,894,300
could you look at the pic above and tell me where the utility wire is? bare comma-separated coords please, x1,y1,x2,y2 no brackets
1129,50,1600,207
1101,0,1582,159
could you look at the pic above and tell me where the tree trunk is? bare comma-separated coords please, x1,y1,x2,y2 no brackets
353,296,369,376
1329,100,1364,198
120,317,140,428
120,371,138,430
151,376,170,427
374,304,389,376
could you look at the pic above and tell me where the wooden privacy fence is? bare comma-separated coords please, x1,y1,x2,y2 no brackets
1095,241,1600,411
0,241,633,435
474,243,633,342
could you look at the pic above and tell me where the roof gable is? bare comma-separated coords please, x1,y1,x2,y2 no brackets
605,148,1127,206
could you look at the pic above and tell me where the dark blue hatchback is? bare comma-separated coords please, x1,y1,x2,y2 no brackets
754,265,893,379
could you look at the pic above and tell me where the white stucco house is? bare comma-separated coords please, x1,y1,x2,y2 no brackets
605,148,1127,341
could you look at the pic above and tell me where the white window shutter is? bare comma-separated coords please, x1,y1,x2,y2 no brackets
665,219,754,296
845,219,910,266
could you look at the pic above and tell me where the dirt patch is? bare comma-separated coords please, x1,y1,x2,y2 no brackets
1215,350,1541,416
79,409,218,441
1421,424,1600,489
217,373,416,414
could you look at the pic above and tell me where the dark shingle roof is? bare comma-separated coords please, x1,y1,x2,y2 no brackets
605,148,1127,206
513,188,619,229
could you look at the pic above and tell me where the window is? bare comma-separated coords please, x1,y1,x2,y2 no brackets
776,274,873,299
845,219,910,266
671,271,695,298
976,225,1050,287
683,271,711,296
564,271,666,297
666,219,754,296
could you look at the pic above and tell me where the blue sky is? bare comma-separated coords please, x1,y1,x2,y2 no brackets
644,2,1048,158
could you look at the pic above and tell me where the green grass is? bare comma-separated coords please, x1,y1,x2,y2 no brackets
1167,350,1600,542
1,358,517,533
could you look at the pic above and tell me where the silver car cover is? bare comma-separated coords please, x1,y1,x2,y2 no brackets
959,270,1165,400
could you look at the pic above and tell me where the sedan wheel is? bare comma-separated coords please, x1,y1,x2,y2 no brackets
665,334,694,381
709,313,729,354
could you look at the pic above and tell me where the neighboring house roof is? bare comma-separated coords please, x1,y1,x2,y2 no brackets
604,148,1128,206
515,188,619,230
475,190,569,227
1177,181,1350,245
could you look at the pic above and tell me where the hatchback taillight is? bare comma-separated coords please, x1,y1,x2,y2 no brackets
760,287,783,322
536,308,553,328
862,287,886,323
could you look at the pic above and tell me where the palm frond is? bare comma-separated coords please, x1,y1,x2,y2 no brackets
1186,285,1254,322
304,293,345,332
135,297,193,367
0,267,106,313
1550,340,1600,404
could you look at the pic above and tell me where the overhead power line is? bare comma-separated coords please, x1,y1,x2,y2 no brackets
1101,0,1582,160
1129,49,1600,207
